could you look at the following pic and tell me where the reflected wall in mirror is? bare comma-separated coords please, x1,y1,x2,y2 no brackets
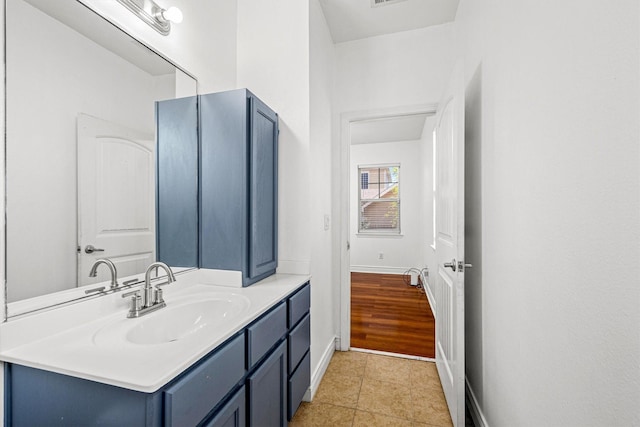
6,0,198,311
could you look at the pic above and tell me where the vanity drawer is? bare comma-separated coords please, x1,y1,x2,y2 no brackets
288,282,310,328
164,334,245,427
288,312,310,375
247,301,287,368
287,350,310,421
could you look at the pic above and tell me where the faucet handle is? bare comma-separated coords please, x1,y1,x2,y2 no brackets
155,288,165,305
123,278,139,287
121,289,141,299
124,293,143,318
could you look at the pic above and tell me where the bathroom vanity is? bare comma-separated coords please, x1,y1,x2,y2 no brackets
0,273,310,426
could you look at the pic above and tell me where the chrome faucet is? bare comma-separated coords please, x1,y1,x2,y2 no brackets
122,262,175,318
88,258,118,289
144,262,176,307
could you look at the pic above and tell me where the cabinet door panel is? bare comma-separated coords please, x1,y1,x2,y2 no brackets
247,340,287,427
156,96,199,268
248,95,278,280
199,91,248,272
202,385,245,427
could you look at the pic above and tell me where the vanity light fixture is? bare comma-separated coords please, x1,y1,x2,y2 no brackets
116,0,183,36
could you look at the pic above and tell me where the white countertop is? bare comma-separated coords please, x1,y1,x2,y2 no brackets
0,272,310,393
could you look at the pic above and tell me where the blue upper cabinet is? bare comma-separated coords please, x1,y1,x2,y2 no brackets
199,89,279,286
156,96,199,268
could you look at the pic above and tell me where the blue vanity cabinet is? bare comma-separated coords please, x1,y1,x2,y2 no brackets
199,89,279,287
243,281,311,425
4,283,310,427
286,282,311,420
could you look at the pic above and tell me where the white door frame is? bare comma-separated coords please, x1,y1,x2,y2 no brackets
338,103,438,351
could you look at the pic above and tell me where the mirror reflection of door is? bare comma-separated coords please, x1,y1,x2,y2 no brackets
77,114,155,286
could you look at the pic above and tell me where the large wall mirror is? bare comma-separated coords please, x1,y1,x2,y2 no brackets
5,0,199,317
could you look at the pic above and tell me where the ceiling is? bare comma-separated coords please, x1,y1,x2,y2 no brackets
319,0,459,43
350,114,434,145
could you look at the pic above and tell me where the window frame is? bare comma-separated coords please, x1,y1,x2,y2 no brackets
357,163,401,235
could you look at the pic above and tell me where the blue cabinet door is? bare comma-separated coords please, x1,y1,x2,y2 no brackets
156,96,199,268
247,340,287,427
199,91,248,274
202,386,246,427
248,95,278,282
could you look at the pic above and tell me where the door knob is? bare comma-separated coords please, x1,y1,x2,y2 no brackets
443,259,457,272
84,245,105,254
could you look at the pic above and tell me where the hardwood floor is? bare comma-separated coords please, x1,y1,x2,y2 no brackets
351,272,435,358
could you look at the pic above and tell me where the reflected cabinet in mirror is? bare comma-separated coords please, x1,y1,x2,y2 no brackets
5,0,198,315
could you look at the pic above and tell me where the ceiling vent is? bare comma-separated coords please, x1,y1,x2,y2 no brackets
371,0,408,7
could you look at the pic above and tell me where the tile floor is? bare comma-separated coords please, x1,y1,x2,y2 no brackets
289,351,453,427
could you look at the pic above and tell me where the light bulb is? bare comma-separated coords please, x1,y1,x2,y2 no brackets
161,6,183,24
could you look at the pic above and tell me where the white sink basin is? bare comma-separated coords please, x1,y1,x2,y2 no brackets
93,291,251,346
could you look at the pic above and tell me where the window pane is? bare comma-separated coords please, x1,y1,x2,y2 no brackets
360,172,369,190
359,166,399,200
359,200,399,231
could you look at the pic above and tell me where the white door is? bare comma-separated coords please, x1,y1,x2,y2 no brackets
434,62,466,427
77,114,155,286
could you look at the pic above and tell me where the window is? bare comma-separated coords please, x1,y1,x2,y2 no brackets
358,164,400,233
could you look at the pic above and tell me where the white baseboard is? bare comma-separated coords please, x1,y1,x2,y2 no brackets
423,280,437,320
466,377,489,427
303,336,335,402
350,265,409,275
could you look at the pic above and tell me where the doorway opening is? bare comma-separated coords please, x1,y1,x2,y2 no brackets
339,106,438,359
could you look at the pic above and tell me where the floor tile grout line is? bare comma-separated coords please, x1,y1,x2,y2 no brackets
350,354,367,427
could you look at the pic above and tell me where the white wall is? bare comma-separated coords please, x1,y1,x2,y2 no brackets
350,140,426,273
456,1,640,425
334,23,454,113
309,0,337,392
6,0,171,301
